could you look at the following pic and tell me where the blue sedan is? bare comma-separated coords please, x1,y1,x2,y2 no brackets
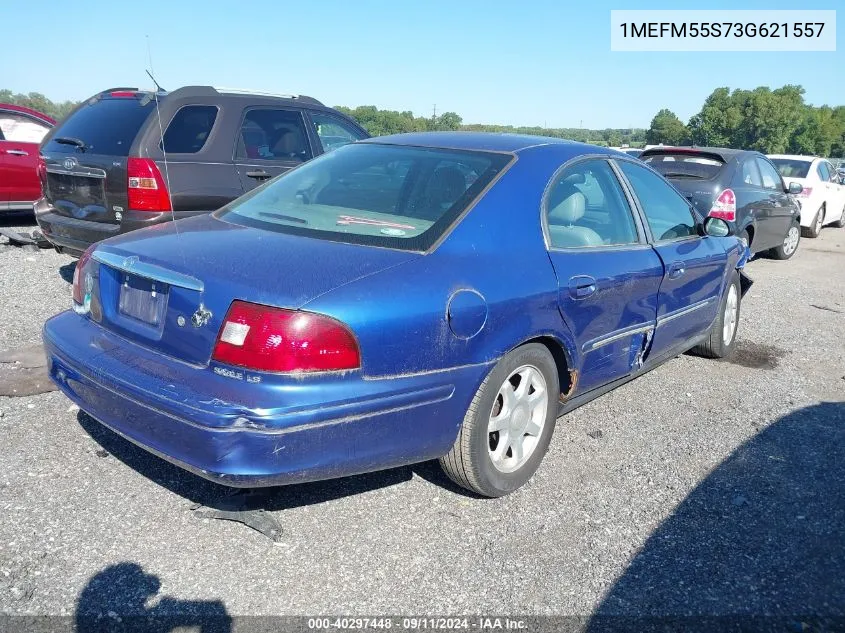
44,133,749,497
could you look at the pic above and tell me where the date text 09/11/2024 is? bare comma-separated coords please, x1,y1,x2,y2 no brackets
307,617,528,630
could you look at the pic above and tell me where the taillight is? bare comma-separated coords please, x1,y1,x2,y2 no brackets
212,301,360,373
709,189,736,222
796,186,812,198
127,157,171,212
36,156,47,190
72,246,96,312
109,91,137,98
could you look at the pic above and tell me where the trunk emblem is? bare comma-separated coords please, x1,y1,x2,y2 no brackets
63,157,77,170
191,305,213,328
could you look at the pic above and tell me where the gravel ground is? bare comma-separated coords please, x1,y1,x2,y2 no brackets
0,215,843,626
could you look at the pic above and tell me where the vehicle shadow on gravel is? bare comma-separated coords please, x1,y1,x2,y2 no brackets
587,401,845,631
77,412,475,514
58,262,75,284
75,562,231,632
0,210,35,228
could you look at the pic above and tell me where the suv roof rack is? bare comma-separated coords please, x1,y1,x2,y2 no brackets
212,86,323,106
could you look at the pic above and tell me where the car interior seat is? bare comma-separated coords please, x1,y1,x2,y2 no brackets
547,188,603,247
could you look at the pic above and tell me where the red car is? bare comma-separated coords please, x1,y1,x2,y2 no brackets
0,104,55,212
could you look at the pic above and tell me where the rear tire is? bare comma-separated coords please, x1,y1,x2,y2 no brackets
802,206,824,238
691,271,741,359
440,343,560,497
771,222,800,260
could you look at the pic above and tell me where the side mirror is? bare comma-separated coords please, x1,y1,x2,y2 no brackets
787,181,803,194
703,216,733,238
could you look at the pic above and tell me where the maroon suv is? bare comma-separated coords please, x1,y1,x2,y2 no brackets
0,104,56,212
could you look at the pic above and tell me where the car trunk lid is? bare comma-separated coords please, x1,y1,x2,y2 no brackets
87,214,418,366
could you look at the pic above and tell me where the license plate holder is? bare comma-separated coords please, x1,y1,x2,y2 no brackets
118,275,167,326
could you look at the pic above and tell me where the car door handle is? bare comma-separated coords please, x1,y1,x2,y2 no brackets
568,275,597,299
668,262,686,279
246,170,271,180
5,149,28,156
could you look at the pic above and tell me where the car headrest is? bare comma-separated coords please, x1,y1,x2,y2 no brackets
548,191,586,224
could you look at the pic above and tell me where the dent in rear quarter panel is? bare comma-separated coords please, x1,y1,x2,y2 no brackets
302,151,579,396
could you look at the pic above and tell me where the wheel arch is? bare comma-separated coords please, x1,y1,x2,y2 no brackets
513,334,578,402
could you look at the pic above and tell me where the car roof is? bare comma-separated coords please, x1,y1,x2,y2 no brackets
0,102,56,125
768,154,820,162
359,131,619,156
640,146,752,162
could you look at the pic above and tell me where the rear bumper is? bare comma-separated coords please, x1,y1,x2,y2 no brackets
43,311,488,487
34,199,209,257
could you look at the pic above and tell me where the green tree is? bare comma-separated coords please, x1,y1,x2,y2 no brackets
646,109,689,145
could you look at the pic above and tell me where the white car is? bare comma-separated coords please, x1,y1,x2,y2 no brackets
768,154,845,237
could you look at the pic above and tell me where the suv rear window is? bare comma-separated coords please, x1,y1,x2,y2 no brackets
217,143,512,251
642,152,724,180
43,96,154,156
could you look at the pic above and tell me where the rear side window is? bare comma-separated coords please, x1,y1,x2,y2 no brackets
817,161,831,182
642,152,724,180
0,112,50,143
619,161,697,241
770,158,811,179
43,97,153,156
545,159,639,248
311,113,367,153
236,109,312,163
739,160,763,187
161,105,218,154
756,159,782,191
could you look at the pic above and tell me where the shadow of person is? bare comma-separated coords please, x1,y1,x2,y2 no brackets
75,562,231,633
587,402,845,631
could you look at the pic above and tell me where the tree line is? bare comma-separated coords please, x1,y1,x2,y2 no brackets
646,85,845,157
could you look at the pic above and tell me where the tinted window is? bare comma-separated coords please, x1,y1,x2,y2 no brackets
311,113,366,153
236,109,311,163
739,160,763,187
770,158,811,179
0,112,50,143
218,143,511,251
619,161,697,241
756,158,782,190
642,152,724,179
545,159,639,248
817,161,831,182
43,97,153,156
161,105,218,154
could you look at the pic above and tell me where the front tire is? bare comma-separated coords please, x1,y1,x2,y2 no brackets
691,271,741,359
834,205,845,229
771,222,800,260
440,343,560,497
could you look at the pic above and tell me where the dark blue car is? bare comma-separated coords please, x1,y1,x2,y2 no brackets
44,132,749,497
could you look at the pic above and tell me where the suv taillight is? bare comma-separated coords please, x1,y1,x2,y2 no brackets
36,156,47,191
212,301,361,373
72,246,96,312
709,189,736,222
127,157,171,212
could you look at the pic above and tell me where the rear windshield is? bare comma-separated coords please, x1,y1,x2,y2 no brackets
642,152,724,180
770,158,812,179
217,143,512,251
43,96,154,156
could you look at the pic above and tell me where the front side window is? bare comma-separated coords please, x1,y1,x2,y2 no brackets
311,113,366,153
756,158,783,191
544,159,639,248
0,112,51,143
161,105,218,154
236,109,312,163
218,143,512,251
618,161,697,241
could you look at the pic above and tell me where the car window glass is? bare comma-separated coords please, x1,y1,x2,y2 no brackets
618,161,697,241
771,158,811,179
756,159,782,190
311,113,366,153
545,159,639,248
740,160,762,187
236,109,312,163
0,112,50,143
43,97,153,156
161,105,218,154
817,161,831,182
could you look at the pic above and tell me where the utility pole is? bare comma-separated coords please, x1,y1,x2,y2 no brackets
432,104,437,120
